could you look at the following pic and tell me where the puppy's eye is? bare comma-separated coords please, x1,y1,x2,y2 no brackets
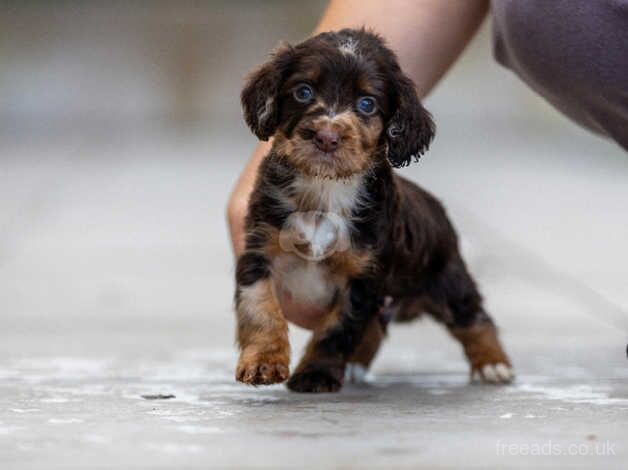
294,84,314,103
357,96,377,116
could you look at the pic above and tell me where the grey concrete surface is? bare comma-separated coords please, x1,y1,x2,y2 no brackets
1,125,627,469
2,2,628,468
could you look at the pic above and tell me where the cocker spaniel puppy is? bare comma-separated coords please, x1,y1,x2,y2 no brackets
235,29,513,392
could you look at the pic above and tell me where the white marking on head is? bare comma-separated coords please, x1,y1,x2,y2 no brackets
338,37,359,56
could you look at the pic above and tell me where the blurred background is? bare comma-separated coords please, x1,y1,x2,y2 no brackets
1,0,626,360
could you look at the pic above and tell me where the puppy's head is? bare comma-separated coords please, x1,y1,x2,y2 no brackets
241,29,435,178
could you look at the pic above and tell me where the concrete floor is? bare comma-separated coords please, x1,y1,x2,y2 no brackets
1,120,627,468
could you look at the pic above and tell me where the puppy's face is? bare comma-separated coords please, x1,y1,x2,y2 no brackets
242,29,435,178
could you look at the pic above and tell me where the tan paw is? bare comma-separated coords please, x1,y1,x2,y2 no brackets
451,323,514,385
236,352,289,385
472,362,515,384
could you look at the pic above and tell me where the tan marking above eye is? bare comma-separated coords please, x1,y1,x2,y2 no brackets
356,76,380,96
286,63,321,86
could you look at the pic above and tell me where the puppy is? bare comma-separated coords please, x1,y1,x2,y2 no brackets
235,29,513,392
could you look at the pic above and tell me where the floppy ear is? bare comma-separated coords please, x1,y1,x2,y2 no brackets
385,72,435,167
241,45,293,141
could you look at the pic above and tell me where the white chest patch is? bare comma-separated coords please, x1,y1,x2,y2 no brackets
279,211,351,261
272,174,366,307
278,175,364,261
291,174,364,214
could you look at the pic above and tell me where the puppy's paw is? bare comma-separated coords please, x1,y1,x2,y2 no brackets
345,363,370,384
451,324,514,385
287,366,343,393
236,352,289,385
472,362,514,384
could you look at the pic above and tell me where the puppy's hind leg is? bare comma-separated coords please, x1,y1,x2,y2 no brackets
426,257,514,384
346,315,386,383
450,320,513,384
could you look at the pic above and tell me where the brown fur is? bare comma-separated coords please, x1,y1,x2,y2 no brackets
349,316,385,368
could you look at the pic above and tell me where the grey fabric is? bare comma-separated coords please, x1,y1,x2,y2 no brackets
491,0,628,150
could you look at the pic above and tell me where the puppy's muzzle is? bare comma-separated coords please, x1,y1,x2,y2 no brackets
313,128,340,153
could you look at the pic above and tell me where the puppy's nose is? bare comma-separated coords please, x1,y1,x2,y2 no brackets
313,129,339,153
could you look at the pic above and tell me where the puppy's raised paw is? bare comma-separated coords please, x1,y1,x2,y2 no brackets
236,352,289,385
287,367,343,393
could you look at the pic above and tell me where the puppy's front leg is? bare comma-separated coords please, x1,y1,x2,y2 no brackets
287,278,380,393
235,253,290,385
